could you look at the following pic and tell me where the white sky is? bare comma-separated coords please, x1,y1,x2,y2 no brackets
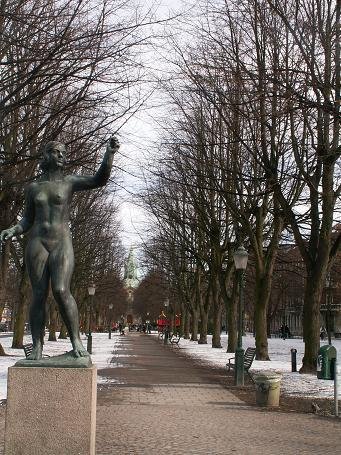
115,0,194,251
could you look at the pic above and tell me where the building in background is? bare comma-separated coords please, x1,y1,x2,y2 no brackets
245,226,341,338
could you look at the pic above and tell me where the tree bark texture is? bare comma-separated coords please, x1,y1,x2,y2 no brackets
211,277,222,348
184,308,190,339
300,268,325,373
11,270,30,349
212,304,222,348
190,308,198,341
227,279,238,352
254,275,271,360
179,301,185,336
198,310,208,344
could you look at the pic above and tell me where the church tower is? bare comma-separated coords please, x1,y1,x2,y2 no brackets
124,248,139,324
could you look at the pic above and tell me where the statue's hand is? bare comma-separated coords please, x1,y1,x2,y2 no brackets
107,136,120,154
0,227,16,243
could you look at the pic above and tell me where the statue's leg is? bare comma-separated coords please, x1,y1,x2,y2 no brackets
49,238,88,357
25,239,49,360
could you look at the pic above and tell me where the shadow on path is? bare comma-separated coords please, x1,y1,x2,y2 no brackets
96,333,340,455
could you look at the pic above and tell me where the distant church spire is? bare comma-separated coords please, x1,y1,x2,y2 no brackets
124,247,139,325
124,247,138,289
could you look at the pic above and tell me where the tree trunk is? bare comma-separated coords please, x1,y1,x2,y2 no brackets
184,308,190,339
211,276,222,348
179,301,185,336
0,239,10,321
212,304,222,348
48,300,58,341
227,279,238,352
300,268,324,373
80,306,87,334
266,311,272,338
254,276,270,360
198,283,209,344
254,302,269,360
190,308,198,341
59,322,68,339
169,308,174,332
198,309,208,344
12,270,30,349
217,262,236,352
0,223,12,355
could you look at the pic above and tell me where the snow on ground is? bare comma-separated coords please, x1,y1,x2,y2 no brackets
0,332,123,400
169,333,341,400
0,331,339,401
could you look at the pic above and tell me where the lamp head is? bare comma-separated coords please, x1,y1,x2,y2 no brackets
233,245,248,270
88,283,96,296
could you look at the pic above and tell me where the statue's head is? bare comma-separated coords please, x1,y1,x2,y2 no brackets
40,141,66,172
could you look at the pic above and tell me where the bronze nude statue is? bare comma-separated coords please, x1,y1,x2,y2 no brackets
0,137,119,361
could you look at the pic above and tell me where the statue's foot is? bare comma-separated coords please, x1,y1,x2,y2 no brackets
27,345,43,360
72,339,89,358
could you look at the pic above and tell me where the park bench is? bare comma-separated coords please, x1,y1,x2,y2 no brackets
226,347,256,382
23,343,34,358
169,333,181,347
23,343,50,359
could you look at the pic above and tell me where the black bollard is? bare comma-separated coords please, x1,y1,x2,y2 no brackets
291,348,297,372
87,334,92,354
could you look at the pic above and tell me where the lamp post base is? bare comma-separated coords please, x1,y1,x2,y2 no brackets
164,329,169,345
87,334,92,354
234,347,245,386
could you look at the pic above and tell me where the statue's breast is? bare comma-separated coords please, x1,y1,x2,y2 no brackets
34,182,70,208
34,191,48,206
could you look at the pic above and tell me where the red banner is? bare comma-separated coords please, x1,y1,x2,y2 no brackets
157,318,169,327
157,316,181,327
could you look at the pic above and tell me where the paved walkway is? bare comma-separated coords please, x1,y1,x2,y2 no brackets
96,333,340,454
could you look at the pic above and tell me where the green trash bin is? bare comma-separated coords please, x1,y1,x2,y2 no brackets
317,345,336,380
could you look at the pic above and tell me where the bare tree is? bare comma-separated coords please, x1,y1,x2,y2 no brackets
0,0,159,353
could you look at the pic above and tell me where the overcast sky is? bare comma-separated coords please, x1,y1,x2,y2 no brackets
116,0,194,251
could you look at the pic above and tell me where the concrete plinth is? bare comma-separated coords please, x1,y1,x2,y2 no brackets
4,366,97,455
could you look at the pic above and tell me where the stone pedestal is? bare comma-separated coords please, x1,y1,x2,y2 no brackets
4,366,97,455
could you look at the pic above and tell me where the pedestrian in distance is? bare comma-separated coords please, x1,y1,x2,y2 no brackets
285,325,291,339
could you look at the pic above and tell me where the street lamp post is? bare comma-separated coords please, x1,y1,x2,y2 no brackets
164,298,170,344
87,282,96,354
222,260,228,334
108,303,113,339
326,274,332,346
233,245,248,386
146,312,150,334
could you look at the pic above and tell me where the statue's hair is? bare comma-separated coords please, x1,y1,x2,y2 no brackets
40,141,66,172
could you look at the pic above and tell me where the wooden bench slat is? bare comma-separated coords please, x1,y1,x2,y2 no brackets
23,343,50,359
23,343,34,358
